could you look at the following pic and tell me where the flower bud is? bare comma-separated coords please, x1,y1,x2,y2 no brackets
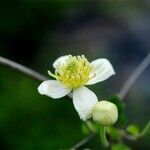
92,100,118,126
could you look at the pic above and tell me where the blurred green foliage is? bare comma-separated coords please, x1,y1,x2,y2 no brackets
0,66,84,149
112,143,131,150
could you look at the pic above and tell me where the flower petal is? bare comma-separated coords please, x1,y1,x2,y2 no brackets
38,80,71,99
86,58,115,85
73,86,98,121
53,55,69,69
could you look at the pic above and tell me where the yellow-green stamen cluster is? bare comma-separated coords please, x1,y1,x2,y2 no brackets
49,55,92,88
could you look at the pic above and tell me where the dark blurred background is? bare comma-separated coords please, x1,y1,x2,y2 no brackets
0,0,150,149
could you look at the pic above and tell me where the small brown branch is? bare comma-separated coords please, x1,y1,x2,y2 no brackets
118,53,150,100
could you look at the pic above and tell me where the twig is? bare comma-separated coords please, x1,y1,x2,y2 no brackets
118,53,150,100
119,130,137,141
139,121,150,138
0,56,73,99
120,121,150,141
70,133,95,150
99,126,109,147
0,57,48,82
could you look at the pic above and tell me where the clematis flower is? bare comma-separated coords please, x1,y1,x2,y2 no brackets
38,55,115,120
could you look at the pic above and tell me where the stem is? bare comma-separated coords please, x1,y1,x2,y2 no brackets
99,126,109,147
0,57,48,82
85,121,97,133
139,121,150,138
120,121,150,141
119,130,137,141
118,53,150,100
70,133,95,150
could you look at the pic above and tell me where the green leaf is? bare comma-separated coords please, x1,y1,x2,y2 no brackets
109,96,126,126
127,124,139,136
112,144,131,150
106,126,120,141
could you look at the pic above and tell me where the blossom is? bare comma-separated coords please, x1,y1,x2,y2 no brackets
92,100,118,126
38,55,115,120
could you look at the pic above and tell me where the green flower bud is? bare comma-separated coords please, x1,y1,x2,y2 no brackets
92,100,118,126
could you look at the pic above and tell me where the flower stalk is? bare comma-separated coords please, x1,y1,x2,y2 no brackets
99,126,109,147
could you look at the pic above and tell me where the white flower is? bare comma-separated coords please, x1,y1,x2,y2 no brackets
38,55,115,121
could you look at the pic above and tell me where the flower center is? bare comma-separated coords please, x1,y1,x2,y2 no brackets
49,55,92,88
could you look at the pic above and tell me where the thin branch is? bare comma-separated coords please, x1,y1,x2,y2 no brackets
139,121,150,138
70,133,95,150
0,56,73,99
120,121,150,141
119,130,137,141
118,53,150,100
0,57,48,82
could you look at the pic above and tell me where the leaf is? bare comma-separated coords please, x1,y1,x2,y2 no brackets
112,144,131,150
127,124,139,136
109,95,126,126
